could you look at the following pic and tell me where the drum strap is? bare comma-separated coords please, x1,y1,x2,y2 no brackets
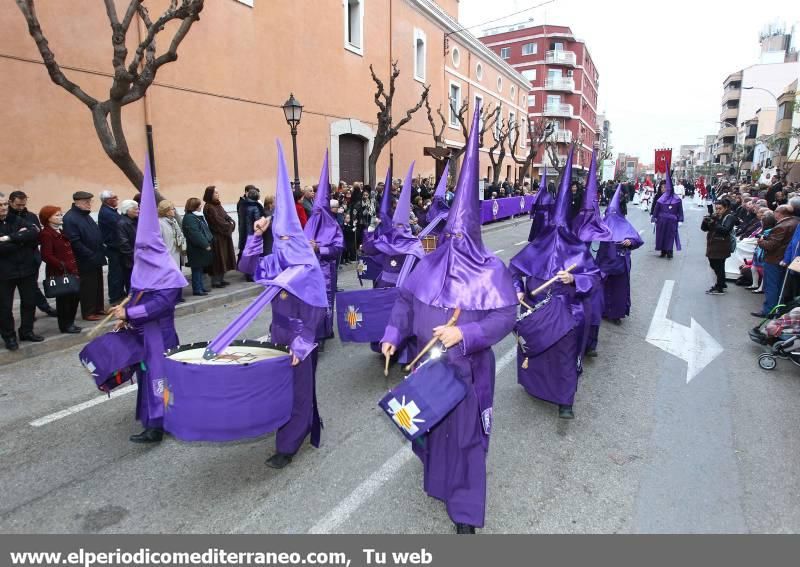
310,354,322,448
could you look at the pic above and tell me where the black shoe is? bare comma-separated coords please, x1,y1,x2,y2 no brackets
751,311,767,318
585,350,598,358
60,325,82,334
219,281,231,287
454,523,476,534
667,253,673,259
706,287,724,295
18,332,45,342
3,337,19,351
558,405,575,419
193,291,209,296
265,452,294,469
212,283,225,288
40,306,57,317
612,319,622,325
659,251,667,257
129,428,164,443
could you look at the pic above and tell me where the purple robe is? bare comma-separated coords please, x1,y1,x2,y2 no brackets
125,288,180,429
381,291,516,528
651,199,683,252
315,241,344,340
597,238,643,320
269,291,325,454
511,273,597,406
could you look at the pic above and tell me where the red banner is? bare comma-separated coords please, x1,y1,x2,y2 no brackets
654,148,672,174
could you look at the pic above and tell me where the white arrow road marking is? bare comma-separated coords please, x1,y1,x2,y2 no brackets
30,384,137,427
494,249,505,254
514,240,528,246
645,280,723,383
307,346,518,534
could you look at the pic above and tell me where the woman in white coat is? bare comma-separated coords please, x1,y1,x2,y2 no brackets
158,200,187,300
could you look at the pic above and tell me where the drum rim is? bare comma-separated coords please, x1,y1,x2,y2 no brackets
165,339,290,365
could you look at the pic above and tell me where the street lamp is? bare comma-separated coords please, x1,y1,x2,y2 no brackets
742,86,779,106
282,93,303,190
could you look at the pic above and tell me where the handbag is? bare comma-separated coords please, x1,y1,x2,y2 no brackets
43,263,80,298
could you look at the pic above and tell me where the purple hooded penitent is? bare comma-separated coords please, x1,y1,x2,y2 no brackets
651,166,683,252
427,160,451,223
131,156,188,292
376,166,394,235
597,185,644,321
371,162,425,260
528,164,555,242
657,166,682,205
304,151,345,340
571,150,613,243
401,108,517,311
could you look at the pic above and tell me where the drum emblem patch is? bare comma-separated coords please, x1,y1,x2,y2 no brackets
345,305,363,330
386,396,425,436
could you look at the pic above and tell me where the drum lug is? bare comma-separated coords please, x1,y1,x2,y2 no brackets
522,357,529,369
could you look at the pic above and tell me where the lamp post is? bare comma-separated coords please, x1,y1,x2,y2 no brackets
282,93,303,190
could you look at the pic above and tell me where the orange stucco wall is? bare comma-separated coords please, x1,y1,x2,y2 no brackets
1,0,528,213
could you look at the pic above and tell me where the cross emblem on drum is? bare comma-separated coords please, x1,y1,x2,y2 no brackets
387,396,425,436
492,199,500,217
357,260,367,275
345,305,363,329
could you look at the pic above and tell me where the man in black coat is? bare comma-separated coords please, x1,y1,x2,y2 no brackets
63,191,106,321
8,191,56,317
0,192,44,350
98,190,125,305
117,200,139,295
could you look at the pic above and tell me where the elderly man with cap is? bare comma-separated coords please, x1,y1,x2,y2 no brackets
63,191,106,321
98,190,125,305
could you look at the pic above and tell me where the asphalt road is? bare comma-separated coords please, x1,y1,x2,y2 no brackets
1,207,799,534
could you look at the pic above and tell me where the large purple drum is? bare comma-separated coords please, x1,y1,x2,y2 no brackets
162,340,294,442
79,330,145,394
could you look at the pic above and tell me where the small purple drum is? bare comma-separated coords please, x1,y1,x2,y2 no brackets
336,287,400,343
162,340,294,442
79,330,145,393
514,293,577,368
378,357,467,442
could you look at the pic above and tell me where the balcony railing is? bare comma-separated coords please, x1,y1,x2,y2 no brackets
543,103,574,117
722,88,741,105
714,144,734,156
544,77,576,91
549,130,573,144
718,125,737,138
720,107,738,122
545,49,577,66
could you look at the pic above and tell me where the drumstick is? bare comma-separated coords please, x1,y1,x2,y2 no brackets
404,307,462,372
384,353,391,377
529,263,578,298
87,296,131,339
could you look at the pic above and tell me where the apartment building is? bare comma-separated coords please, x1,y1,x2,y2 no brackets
480,22,599,181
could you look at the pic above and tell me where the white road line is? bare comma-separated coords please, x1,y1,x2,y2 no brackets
514,240,527,246
494,249,505,254
30,384,137,427
308,345,518,534
638,229,645,235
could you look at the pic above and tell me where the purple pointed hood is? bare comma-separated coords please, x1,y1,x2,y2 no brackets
130,156,188,292
372,162,425,259
304,151,344,250
528,164,555,241
571,150,613,242
254,141,327,308
376,166,394,233
511,145,596,281
402,107,517,310
658,167,681,205
428,160,450,221
604,184,641,242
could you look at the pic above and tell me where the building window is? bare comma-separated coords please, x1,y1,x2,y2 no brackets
528,94,536,108
509,111,516,144
413,29,426,82
476,62,483,81
510,85,516,99
778,101,795,120
522,42,537,56
344,0,364,55
452,46,461,68
449,82,462,128
497,76,503,92
500,47,511,59
521,69,536,83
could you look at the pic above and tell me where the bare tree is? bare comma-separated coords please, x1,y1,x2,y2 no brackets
368,62,430,188
488,117,511,185
509,116,554,182
14,0,205,189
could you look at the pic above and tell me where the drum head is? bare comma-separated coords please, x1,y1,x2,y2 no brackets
166,340,290,365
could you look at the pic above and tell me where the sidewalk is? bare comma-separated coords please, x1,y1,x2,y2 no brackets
1,215,529,365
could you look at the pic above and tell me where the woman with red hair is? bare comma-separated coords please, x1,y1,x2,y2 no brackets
39,206,81,333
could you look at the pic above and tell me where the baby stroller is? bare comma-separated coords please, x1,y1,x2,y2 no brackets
748,306,800,370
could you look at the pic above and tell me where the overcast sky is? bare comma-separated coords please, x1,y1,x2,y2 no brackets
460,0,798,163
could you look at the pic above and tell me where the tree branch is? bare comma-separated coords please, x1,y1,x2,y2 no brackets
15,0,98,109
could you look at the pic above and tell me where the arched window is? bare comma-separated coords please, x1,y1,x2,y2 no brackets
414,29,426,82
